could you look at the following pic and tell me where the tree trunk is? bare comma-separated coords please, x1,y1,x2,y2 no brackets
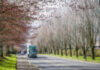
44,48,46,53
54,50,56,55
55,49,57,55
65,49,67,56
76,46,78,58
92,46,95,60
39,49,42,54
0,46,1,57
53,46,56,55
50,49,52,54
3,45,7,56
61,49,63,56
57,49,59,55
6,46,10,56
69,44,72,57
42,48,44,54
49,49,51,54
0,46,3,57
47,48,49,54
83,48,87,60
48,48,50,54
53,48,56,55
65,43,67,56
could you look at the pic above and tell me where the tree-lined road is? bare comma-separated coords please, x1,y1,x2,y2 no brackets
28,55,100,70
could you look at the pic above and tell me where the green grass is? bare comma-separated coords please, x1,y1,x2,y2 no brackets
0,55,17,70
41,54,100,63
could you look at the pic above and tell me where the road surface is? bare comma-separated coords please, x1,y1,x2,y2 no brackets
28,55,100,70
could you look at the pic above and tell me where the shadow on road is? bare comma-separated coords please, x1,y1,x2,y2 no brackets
28,56,64,61
28,55,100,70
28,56,47,60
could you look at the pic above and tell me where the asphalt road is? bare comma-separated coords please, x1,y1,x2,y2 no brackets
28,55,100,70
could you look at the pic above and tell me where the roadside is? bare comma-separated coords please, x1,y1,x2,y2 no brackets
41,54,100,63
0,55,16,70
17,55,40,70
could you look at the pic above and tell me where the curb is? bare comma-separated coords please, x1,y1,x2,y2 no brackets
44,55,100,65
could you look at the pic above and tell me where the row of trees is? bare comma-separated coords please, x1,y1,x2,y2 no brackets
0,0,35,57
36,0,100,60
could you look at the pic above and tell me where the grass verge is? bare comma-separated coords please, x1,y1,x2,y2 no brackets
41,54,100,63
0,55,17,70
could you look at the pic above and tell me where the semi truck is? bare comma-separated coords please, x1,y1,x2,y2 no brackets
27,45,37,58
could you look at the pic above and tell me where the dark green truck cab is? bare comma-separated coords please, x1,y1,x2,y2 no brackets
28,45,37,58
